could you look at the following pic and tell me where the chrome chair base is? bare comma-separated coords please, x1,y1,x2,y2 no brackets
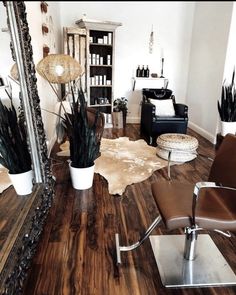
150,234,236,288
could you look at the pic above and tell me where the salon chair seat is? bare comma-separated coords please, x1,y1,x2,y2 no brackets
116,134,236,288
152,182,236,232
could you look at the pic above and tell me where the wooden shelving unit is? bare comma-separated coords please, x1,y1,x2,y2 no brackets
76,18,122,114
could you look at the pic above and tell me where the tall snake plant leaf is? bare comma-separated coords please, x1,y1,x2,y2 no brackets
231,67,235,86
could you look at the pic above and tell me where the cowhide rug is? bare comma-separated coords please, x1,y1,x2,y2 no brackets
57,137,174,195
0,167,12,194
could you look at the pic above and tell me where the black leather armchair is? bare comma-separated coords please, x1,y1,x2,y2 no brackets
140,88,188,145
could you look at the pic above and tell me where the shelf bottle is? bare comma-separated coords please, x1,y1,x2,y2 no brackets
141,65,145,77
146,65,150,78
136,65,141,77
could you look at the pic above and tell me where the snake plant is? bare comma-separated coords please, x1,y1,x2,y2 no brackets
0,98,31,174
64,87,104,168
218,69,236,122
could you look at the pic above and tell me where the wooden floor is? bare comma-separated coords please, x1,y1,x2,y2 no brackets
23,125,236,295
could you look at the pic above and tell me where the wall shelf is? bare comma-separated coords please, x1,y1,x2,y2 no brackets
135,77,168,80
90,65,112,68
132,77,169,90
89,43,113,47
91,104,111,107
90,85,112,88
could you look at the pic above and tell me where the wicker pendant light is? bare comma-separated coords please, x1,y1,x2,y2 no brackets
36,54,83,84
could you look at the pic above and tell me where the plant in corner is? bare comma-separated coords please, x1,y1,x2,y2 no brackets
218,68,236,136
0,94,33,195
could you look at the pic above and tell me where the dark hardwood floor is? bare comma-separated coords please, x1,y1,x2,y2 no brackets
23,125,236,295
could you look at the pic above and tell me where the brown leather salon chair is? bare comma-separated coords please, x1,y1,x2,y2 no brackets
115,133,236,288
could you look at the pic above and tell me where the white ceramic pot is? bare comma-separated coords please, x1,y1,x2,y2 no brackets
69,163,95,190
8,169,33,196
221,121,236,136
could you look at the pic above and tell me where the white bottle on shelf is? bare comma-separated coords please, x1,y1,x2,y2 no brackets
107,55,111,65
96,54,100,65
103,35,108,44
103,75,107,85
108,32,112,45
90,76,95,86
92,54,96,65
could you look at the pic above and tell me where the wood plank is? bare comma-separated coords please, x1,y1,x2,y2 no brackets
0,185,39,272
23,125,236,295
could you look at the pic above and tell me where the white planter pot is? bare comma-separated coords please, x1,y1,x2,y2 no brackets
69,163,95,190
8,169,33,196
221,121,236,136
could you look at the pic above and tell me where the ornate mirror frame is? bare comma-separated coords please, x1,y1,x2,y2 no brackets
0,2,54,293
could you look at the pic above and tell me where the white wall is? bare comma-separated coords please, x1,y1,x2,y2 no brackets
19,2,235,145
0,4,12,80
25,1,62,154
59,1,195,123
223,3,236,82
186,2,233,143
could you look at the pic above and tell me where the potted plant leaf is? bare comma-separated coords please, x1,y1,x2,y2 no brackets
113,97,128,128
218,69,236,136
0,94,33,195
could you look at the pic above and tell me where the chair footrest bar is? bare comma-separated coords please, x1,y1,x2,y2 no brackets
115,215,162,264
115,233,121,264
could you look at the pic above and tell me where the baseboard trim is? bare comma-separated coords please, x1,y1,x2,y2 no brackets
126,118,216,143
127,116,140,124
188,121,216,144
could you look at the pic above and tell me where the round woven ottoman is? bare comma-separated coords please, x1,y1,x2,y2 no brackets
156,133,199,162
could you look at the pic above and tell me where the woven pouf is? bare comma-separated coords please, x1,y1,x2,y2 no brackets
156,133,199,162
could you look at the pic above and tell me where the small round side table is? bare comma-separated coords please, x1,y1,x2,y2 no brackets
156,133,199,162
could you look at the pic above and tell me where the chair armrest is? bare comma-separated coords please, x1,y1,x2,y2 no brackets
142,101,155,112
193,181,236,197
192,182,236,226
141,102,155,131
174,103,188,117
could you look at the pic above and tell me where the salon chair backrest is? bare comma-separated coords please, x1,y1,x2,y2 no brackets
143,88,174,102
208,134,236,188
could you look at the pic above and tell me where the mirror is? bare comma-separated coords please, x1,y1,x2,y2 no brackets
0,2,53,293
